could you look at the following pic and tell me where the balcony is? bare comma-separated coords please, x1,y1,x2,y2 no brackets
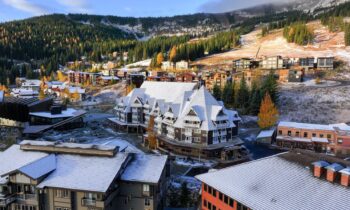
0,195,16,206
16,193,36,201
184,122,200,129
82,198,96,207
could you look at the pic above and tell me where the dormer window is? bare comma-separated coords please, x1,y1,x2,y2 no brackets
188,109,197,116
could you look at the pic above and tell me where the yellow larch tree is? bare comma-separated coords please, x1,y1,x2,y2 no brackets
169,46,177,62
258,93,279,129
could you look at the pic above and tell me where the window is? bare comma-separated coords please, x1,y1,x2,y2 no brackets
278,130,282,135
55,189,69,198
296,131,300,137
304,132,308,138
229,198,234,207
145,198,151,206
287,131,291,136
320,134,324,138
212,189,217,197
224,195,228,204
312,133,316,137
203,199,207,207
55,208,70,210
338,139,343,144
219,192,223,201
204,184,208,192
143,184,150,196
327,134,332,139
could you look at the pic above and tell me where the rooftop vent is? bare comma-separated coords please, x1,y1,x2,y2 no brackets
312,161,330,178
325,163,344,183
339,168,350,187
20,140,119,157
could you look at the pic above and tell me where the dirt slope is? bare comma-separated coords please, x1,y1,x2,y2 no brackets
193,21,350,66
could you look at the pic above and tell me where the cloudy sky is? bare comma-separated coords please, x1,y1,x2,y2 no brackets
0,0,284,22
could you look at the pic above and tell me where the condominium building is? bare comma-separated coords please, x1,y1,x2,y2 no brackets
277,121,350,155
0,140,167,210
196,150,350,210
109,81,248,163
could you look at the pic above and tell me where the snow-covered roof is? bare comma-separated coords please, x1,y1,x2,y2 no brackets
312,160,330,167
100,76,120,80
17,154,56,179
29,108,80,119
196,152,350,210
0,145,49,184
121,154,167,184
257,130,275,139
68,87,85,94
37,153,129,192
22,79,41,87
279,121,334,131
139,81,197,103
339,167,350,175
325,163,344,171
279,122,350,133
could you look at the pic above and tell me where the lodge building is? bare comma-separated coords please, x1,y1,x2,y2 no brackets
0,140,168,210
109,81,248,163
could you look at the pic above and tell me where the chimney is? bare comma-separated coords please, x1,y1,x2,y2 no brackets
325,163,344,183
312,161,330,178
339,168,350,187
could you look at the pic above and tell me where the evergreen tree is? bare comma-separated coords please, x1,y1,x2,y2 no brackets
222,82,234,107
179,182,191,207
248,82,262,115
261,72,279,104
236,76,250,111
212,83,222,100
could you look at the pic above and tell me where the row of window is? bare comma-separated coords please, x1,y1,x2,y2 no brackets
203,199,217,210
279,130,332,139
14,205,36,210
55,208,70,210
203,184,249,210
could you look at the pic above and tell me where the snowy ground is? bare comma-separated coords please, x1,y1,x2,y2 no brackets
279,81,350,124
38,116,144,153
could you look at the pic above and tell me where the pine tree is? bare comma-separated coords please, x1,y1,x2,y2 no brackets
222,82,234,107
261,72,279,104
248,82,262,115
258,93,279,129
212,83,222,100
179,182,191,207
236,76,250,111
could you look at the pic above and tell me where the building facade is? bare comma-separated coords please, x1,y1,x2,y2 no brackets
277,121,350,155
0,141,167,210
109,82,248,162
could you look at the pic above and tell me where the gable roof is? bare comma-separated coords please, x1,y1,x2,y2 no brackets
18,154,56,179
139,81,197,103
196,152,350,210
37,153,129,192
0,145,49,184
121,154,168,184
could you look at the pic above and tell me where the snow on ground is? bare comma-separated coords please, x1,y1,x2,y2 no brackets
125,59,152,68
284,79,340,88
279,82,350,124
174,157,215,168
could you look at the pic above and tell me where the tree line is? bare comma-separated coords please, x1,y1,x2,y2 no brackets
212,72,279,116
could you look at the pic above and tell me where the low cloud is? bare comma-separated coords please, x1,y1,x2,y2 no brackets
56,0,90,13
199,0,291,13
2,0,47,15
